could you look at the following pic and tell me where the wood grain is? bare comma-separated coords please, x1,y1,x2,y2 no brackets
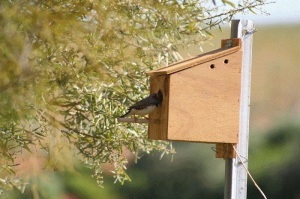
167,51,242,143
215,143,236,158
216,39,242,158
148,75,170,140
148,38,243,145
146,39,241,76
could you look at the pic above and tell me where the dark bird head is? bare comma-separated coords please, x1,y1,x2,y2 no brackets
152,90,163,106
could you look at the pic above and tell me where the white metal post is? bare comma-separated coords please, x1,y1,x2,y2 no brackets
224,20,254,199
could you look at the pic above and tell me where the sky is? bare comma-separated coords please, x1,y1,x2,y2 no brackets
232,0,300,25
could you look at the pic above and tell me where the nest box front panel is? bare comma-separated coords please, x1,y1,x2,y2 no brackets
167,50,242,143
148,75,170,140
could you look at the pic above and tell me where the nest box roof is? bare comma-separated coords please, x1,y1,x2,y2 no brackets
146,38,242,76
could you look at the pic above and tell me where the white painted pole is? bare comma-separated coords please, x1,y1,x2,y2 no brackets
224,19,254,199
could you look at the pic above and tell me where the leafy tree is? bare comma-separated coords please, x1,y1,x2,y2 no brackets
0,0,268,195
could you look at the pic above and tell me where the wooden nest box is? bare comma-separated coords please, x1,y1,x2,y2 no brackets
146,39,242,144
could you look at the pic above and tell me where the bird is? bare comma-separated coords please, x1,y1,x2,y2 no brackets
120,90,163,118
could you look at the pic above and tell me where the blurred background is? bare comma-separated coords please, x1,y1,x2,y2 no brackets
7,0,300,198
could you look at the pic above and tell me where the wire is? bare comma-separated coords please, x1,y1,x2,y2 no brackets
231,144,267,199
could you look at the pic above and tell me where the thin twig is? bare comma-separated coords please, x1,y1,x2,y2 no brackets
35,108,102,139
200,1,275,22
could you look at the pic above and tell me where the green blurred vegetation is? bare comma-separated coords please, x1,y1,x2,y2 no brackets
110,122,300,199
7,122,300,199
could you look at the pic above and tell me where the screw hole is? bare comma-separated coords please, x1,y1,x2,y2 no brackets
224,59,229,64
210,64,215,69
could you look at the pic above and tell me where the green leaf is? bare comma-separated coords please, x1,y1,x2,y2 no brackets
222,0,236,8
205,30,214,37
248,7,257,14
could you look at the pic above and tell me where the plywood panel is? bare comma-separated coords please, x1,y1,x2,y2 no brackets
167,51,242,143
215,143,236,158
148,75,169,140
146,39,241,76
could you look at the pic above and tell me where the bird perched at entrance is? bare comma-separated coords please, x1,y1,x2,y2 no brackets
120,90,163,118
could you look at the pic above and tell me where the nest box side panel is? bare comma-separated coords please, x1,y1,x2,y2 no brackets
167,50,242,143
148,75,169,140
